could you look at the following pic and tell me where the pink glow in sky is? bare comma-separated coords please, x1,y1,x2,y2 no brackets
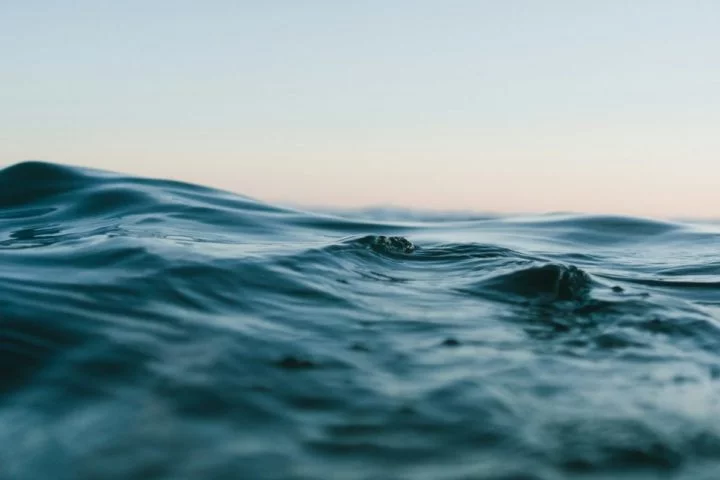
2,2,719,218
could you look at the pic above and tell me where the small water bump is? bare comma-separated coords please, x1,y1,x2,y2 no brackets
358,235,416,254
349,342,370,352
275,356,317,370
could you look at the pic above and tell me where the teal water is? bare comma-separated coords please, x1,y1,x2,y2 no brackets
1,161,720,479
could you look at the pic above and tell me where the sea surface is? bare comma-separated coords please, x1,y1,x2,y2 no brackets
1,161,719,480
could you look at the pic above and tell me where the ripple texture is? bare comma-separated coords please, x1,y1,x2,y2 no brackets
1,161,720,479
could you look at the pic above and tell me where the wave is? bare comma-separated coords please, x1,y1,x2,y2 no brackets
1,161,720,479
467,262,593,302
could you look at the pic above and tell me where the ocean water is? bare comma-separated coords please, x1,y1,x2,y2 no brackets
1,161,719,480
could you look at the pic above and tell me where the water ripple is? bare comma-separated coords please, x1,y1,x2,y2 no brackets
1,161,720,479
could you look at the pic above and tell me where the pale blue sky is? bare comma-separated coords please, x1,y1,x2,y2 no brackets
2,1,718,217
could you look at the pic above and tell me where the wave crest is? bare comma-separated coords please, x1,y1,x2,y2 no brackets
471,263,593,302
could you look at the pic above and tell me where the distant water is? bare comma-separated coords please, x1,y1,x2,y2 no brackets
1,161,720,480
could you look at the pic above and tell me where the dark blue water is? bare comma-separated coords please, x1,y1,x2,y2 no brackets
1,161,719,480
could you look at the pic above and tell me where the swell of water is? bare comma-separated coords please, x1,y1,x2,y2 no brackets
2,161,720,479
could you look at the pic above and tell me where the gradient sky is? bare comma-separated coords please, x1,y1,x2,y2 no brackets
2,1,719,218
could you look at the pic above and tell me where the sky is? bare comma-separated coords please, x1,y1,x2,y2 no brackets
2,1,719,218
